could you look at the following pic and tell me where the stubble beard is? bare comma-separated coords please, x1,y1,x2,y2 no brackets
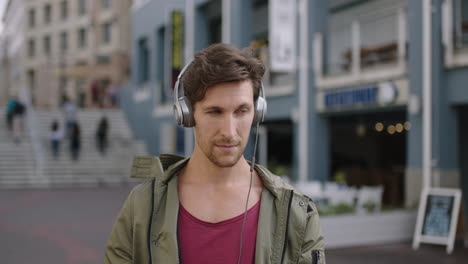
206,139,244,168
207,149,244,168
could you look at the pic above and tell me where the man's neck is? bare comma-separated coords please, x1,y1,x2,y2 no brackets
181,149,252,187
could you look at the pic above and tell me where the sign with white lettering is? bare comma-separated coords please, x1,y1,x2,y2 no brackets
269,0,296,72
413,188,462,254
324,87,378,108
322,81,398,110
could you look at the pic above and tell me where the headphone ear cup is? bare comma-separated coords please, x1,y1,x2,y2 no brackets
173,102,183,126
178,96,195,127
253,96,267,124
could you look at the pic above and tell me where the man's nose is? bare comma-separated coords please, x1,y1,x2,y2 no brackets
219,114,236,139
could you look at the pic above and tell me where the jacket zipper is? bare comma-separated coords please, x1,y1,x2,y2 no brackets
280,190,294,263
312,250,321,264
176,208,182,264
148,179,156,264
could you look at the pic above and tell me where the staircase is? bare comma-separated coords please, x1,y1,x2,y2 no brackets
0,108,37,187
0,108,148,188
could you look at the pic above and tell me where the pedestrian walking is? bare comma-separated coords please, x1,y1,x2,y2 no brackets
50,120,63,159
99,82,107,108
69,122,81,161
62,96,77,138
96,116,109,155
106,85,117,108
5,97,17,131
90,81,100,107
12,100,26,143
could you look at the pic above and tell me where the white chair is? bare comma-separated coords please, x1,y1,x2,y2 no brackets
296,181,323,201
356,185,384,214
324,186,357,206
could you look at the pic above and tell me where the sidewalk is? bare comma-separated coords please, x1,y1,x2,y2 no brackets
326,241,468,263
1,185,466,263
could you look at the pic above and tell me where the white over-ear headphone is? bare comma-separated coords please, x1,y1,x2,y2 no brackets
173,61,267,127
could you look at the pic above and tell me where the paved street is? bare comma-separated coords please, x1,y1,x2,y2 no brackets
326,242,468,264
0,184,138,264
1,185,467,263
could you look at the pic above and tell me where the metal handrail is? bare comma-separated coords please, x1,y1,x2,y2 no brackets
18,86,48,185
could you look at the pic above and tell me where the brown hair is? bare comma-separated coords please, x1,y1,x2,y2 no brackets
182,43,265,107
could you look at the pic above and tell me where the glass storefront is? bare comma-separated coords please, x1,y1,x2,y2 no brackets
329,111,407,208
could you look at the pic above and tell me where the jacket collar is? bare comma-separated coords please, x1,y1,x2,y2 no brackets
131,154,291,199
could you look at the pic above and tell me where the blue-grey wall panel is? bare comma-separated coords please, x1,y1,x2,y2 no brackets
265,95,296,120
459,108,468,222
447,67,468,105
406,0,423,168
195,5,210,51
431,0,458,170
307,0,330,181
124,0,185,156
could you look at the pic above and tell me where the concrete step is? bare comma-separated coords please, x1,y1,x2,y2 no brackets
0,108,148,189
0,177,142,189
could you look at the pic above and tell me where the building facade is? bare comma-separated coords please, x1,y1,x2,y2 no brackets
1,0,26,105
0,30,9,105
120,0,468,244
0,0,133,108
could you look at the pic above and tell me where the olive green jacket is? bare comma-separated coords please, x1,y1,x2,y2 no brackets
105,154,325,263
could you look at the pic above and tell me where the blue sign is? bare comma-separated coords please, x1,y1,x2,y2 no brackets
324,87,378,108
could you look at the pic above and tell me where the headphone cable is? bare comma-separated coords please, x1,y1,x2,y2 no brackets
237,121,260,264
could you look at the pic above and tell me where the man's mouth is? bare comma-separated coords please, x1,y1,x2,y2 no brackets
215,144,239,150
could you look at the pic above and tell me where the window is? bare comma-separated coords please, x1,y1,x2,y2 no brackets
28,39,36,58
60,31,68,53
44,4,52,24
61,1,68,20
28,9,35,28
455,0,468,47
96,54,111,64
138,37,150,84
209,16,222,45
78,0,86,15
102,22,112,44
78,28,87,49
27,70,36,105
102,0,112,9
43,35,51,56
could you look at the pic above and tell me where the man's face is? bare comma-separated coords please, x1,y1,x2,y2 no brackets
193,80,255,168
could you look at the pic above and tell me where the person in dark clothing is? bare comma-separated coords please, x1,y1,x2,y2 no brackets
91,81,100,107
96,116,109,155
70,122,81,161
5,97,17,131
12,100,26,143
50,120,63,159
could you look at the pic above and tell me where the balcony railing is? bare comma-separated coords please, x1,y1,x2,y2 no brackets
314,8,407,89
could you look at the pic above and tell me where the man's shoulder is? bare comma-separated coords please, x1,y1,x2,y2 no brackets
124,179,156,206
129,179,155,194
256,165,311,200
130,154,187,179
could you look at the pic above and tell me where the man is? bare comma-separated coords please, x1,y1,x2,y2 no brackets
105,43,325,263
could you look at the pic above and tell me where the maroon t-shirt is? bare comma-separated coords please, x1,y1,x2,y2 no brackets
178,200,261,264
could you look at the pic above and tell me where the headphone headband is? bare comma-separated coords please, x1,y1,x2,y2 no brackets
173,61,267,127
